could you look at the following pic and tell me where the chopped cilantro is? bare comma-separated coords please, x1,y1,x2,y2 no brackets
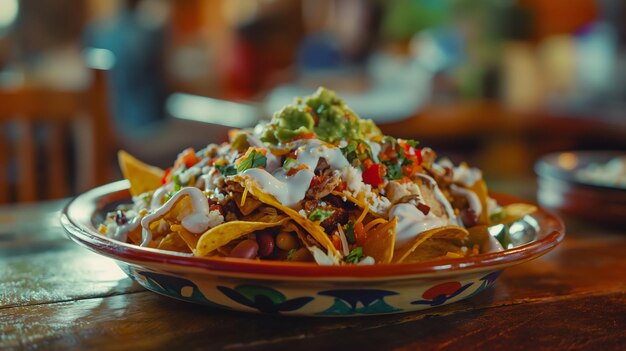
236,150,267,172
406,139,420,148
216,164,237,176
341,140,373,164
345,247,364,263
384,161,404,180
172,174,182,191
343,221,356,244
341,141,358,162
308,208,335,222
283,157,298,170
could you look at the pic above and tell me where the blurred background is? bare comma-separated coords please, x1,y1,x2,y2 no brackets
1,0,626,203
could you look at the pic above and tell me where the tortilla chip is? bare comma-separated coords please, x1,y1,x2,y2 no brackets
240,177,340,258
467,225,491,253
362,217,396,264
490,203,537,225
157,232,192,253
401,238,466,263
118,150,164,196
171,224,200,250
233,190,263,215
127,226,143,245
393,225,468,263
195,219,288,256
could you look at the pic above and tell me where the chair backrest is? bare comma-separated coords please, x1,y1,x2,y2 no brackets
0,69,115,203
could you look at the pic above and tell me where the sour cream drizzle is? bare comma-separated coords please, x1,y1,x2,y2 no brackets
415,173,460,225
111,216,140,242
140,187,211,246
241,140,350,208
389,203,448,247
450,184,483,217
150,183,173,209
242,168,314,207
295,141,350,170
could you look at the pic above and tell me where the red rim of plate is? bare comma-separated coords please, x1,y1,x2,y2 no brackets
61,180,565,279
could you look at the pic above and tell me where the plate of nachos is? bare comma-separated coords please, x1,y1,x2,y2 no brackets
62,88,564,316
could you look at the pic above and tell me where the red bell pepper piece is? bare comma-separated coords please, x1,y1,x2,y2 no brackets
362,164,384,187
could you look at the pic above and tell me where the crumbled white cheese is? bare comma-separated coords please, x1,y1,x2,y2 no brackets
308,246,341,265
358,256,376,265
341,166,363,193
207,209,225,228
453,163,483,187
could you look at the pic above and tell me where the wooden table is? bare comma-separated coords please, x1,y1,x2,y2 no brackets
1,182,625,350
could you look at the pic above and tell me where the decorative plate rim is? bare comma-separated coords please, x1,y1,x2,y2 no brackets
61,180,565,280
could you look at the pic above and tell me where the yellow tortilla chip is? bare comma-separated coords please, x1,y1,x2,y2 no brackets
467,179,489,225
467,225,491,253
118,150,164,196
232,190,263,216
195,219,288,256
171,225,200,251
393,225,468,263
240,177,340,258
157,232,192,253
490,203,537,225
362,217,396,264
401,238,466,263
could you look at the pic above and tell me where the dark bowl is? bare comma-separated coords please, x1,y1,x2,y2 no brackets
535,151,626,224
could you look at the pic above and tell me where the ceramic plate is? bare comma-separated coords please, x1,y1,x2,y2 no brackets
62,180,564,316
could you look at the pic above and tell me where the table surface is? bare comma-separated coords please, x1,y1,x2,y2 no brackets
1,181,625,351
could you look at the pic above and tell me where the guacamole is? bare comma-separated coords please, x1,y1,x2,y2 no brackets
260,87,382,144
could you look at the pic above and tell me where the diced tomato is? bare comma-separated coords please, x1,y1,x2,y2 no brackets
309,175,324,187
362,164,385,187
287,164,309,176
362,158,374,169
331,234,343,251
334,181,347,192
161,167,172,184
415,148,423,165
177,148,200,168
209,204,223,215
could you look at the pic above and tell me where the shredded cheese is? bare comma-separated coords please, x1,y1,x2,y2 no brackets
240,186,249,207
355,202,369,226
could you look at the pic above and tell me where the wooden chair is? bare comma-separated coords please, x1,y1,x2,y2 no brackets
0,69,115,203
